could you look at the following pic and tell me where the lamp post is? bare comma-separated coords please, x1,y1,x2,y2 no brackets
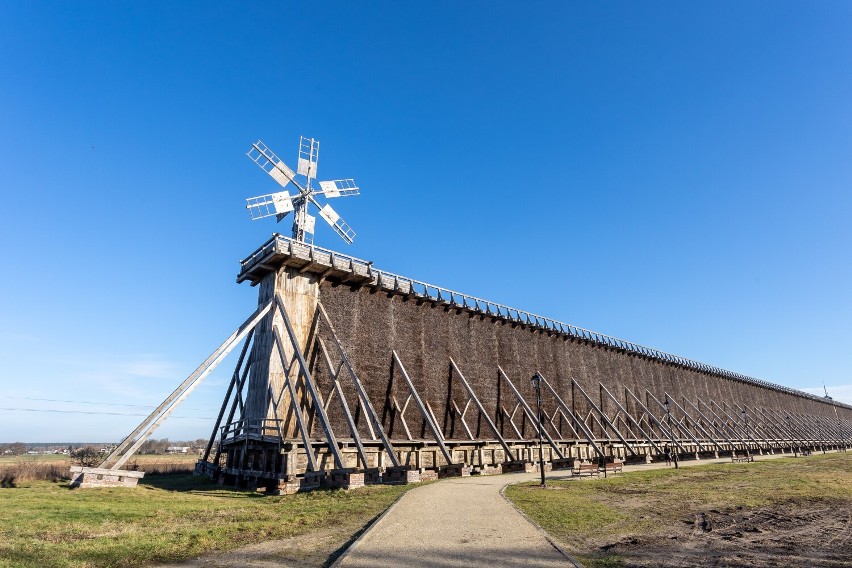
663,396,678,469
530,372,546,487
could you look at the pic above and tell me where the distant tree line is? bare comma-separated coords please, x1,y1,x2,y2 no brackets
1,439,208,457
0,443,28,455
138,438,208,455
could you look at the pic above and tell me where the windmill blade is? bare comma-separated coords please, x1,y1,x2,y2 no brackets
246,191,294,220
247,141,304,193
297,136,320,179
318,179,360,198
310,196,356,244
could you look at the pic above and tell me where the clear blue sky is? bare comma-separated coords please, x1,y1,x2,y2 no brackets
1,2,850,442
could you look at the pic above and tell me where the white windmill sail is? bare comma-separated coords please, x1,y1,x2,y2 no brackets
244,136,359,245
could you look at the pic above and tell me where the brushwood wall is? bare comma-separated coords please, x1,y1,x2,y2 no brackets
312,280,851,441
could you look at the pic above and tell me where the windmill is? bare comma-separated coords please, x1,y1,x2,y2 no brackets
245,137,360,244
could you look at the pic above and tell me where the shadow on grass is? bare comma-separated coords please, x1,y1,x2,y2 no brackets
138,474,266,496
139,474,364,500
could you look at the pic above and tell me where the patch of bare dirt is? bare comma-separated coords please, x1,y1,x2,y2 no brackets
597,500,852,567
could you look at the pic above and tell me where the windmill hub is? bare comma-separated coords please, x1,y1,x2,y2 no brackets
246,137,360,244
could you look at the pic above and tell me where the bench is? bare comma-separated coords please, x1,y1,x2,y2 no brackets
731,455,754,463
574,463,600,477
602,461,623,474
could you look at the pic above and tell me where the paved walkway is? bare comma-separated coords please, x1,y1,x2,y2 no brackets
334,452,795,568
334,471,576,568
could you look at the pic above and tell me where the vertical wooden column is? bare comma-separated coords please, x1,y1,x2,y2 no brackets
244,267,321,437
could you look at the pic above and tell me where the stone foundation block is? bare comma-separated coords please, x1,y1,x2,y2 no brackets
551,457,577,470
382,466,421,485
299,471,325,492
438,464,471,478
418,468,439,481
363,468,382,484
500,460,535,474
69,466,145,488
623,454,651,465
324,469,365,490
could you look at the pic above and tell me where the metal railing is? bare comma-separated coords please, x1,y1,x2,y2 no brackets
221,418,283,441
239,234,851,411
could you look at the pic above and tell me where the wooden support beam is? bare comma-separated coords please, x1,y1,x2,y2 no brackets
392,351,453,465
316,302,399,468
647,390,706,451
272,329,319,472
537,373,605,459
203,329,254,463
572,379,637,455
449,359,516,461
625,388,689,453
317,337,369,469
213,356,253,465
275,294,344,470
599,382,662,453
102,301,273,470
498,367,565,459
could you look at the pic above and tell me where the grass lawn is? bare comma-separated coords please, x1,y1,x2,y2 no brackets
505,452,852,567
0,475,412,568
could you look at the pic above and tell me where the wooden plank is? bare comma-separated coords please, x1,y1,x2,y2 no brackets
537,373,605,460
498,367,565,459
272,329,319,471
104,302,273,470
450,358,516,461
276,295,344,470
316,301,400,467
392,350,453,464
317,337,369,469
203,329,254,462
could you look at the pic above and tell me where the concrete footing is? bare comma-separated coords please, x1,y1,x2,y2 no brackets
438,464,472,478
551,457,576,470
325,469,365,490
69,466,145,488
500,460,535,474
623,454,652,465
382,466,421,485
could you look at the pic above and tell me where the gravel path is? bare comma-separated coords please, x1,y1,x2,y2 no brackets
333,471,577,568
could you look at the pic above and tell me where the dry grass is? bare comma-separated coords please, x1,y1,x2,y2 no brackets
0,454,201,484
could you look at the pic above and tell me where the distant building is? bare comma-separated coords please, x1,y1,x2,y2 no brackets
166,446,191,454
